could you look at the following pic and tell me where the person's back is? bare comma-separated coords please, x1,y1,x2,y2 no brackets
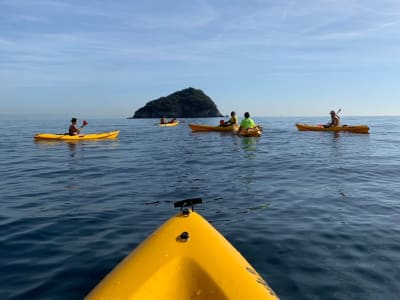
239,112,256,130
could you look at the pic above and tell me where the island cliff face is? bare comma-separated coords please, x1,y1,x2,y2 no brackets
132,87,224,118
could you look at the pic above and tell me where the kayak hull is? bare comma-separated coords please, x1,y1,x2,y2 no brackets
159,121,179,127
189,124,239,132
238,128,262,137
296,123,369,134
34,130,120,140
85,210,278,300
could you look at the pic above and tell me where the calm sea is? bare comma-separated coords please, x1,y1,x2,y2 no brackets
1,116,399,299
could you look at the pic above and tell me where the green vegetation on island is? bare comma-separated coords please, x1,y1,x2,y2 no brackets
131,87,224,118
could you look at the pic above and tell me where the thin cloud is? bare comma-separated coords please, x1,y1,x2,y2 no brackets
1,0,400,92
0,37,15,47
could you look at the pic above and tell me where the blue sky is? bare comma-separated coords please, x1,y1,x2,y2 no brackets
1,0,400,118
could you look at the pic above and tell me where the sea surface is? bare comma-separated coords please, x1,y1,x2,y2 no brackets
1,116,399,300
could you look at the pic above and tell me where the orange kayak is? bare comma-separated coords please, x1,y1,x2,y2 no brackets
238,126,263,137
189,124,239,132
295,123,369,134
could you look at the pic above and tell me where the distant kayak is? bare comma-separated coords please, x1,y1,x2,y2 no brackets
34,130,120,140
85,198,279,300
159,121,179,127
296,123,369,134
189,123,239,132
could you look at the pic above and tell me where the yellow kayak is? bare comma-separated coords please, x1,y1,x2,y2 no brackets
86,199,279,300
159,121,179,127
34,130,120,140
189,124,239,132
296,123,369,134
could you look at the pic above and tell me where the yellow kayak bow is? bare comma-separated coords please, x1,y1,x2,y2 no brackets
86,198,279,300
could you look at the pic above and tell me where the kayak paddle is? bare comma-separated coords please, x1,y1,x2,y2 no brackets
81,120,88,129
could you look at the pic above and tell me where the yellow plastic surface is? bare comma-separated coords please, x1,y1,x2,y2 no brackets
85,210,279,300
159,121,179,127
34,130,120,140
295,123,369,134
189,124,239,132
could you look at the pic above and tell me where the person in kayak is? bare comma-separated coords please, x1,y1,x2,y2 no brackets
222,111,239,127
238,112,256,131
160,117,166,124
69,118,80,135
324,110,340,127
168,118,177,123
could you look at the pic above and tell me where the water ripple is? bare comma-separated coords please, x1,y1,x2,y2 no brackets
0,117,399,299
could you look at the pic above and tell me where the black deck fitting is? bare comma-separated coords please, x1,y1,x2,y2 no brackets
174,198,203,211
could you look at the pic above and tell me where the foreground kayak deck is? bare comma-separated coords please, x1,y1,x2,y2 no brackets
296,123,369,134
189,124,239,132
34,130,120,140
86,199,279,300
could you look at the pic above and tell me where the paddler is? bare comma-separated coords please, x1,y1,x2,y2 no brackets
324,110,340,127
69,118,80,136
168,118,177,124
222,111,239,127
69,118,87,135
238,112,256,132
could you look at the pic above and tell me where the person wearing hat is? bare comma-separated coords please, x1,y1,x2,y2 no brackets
69,118,80,136
325,110,340,127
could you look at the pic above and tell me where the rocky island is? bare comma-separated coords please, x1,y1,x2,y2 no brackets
131,87,224,118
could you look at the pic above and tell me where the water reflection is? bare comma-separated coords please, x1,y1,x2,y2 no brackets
35,139,79,157
333,132,340,140
67,142,77,157
35,139,119,156
241,137,257,150
241,137,258,159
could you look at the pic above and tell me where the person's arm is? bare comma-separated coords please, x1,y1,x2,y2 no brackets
325,117,334,127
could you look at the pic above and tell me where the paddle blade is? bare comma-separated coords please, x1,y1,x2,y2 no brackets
82,120,88,127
